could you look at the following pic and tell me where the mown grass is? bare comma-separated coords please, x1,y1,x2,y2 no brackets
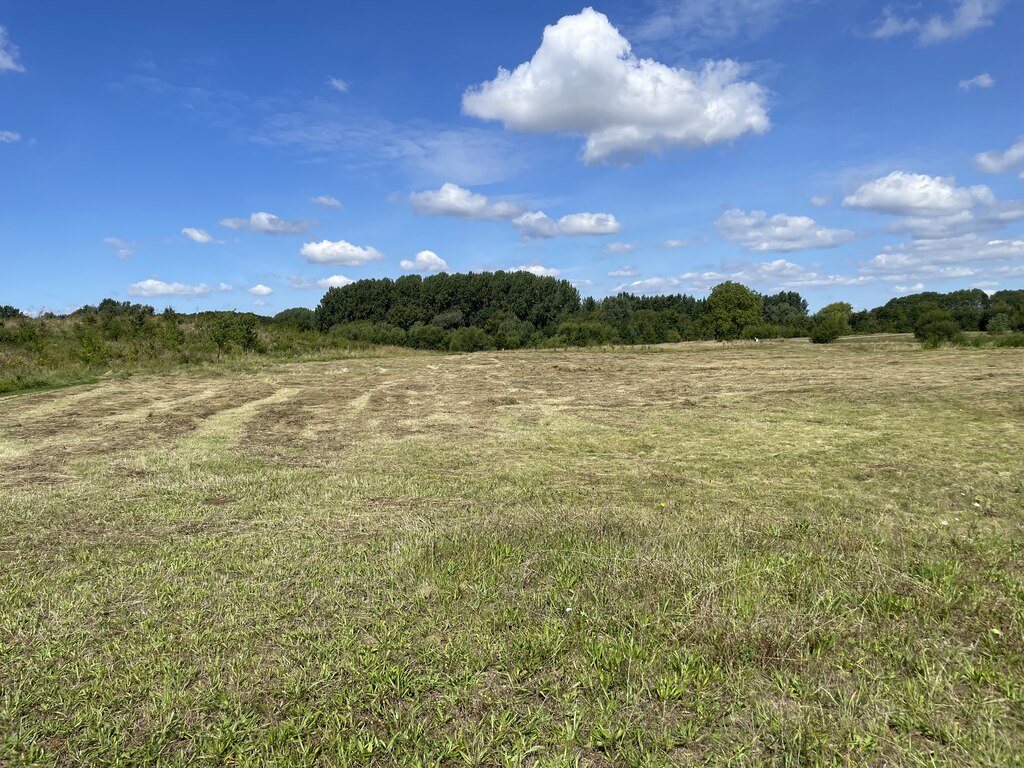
1,341,1022,766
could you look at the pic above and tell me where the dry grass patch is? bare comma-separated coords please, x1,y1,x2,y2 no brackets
0,342,1022,766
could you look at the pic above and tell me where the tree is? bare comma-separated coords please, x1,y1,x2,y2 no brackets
0,305,23,319
701,282,763,340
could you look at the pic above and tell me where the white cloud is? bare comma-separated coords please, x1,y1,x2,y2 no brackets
251,299,270,307
512,264,561,277
0,130,20,143
317,275,355,288
311,194,343,209
618,260,874,295
570,278,594,288
959,73,995,91
248,284,273,296
301,239,383,265
462,8,769,165
604,242,637,255
716,209,855,252
843,170,1024,240
843,172,993,216
0,26,25,73
513,211,560,239
409,183,521,220
724,260,873,289
512,210,621,238
559,212,621,236
327,76,349,93
103,237,135,260
809,195,830,207
400,250,449,272
862,234,1024,275
893,283,926,294
661,237,707,248
220,212,317,235
974,138,1024,175
182,227,220,244
872,0,1004,44
127,279,232,298
608,266,639,277
616,276,684,294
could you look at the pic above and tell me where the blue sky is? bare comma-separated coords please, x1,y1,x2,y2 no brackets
2,0,1022,314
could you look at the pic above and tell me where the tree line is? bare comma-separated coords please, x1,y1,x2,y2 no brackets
312,273,1024,350
2,275,1023,392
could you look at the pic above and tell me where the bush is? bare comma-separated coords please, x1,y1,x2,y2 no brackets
914,310,961,345
449,326,492,353
988,313,1011,335
407,323,450,351
273,307,316,332
810,314,846,344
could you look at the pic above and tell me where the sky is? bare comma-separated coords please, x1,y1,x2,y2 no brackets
1,0,1023,314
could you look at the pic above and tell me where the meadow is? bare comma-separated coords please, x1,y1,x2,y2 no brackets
1,339,1022,766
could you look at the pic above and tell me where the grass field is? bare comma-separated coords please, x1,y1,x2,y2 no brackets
1,340,1022,766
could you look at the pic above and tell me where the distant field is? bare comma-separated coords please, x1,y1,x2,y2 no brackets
1,341,1022,766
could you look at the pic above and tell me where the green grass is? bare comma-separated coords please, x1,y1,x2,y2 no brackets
1,341,1022,766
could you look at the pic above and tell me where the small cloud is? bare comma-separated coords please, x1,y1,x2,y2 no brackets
182,227,221,244
959,73,995,91
317,274,354,288
604,242,637,255
0,26,26,73
220,212,317,236
871,0,1005,45
512,264,561,277
301,239,383,265
661,237,707,249
0,130,20,143
248,284,273,296
893,283,925,294
616,276,683,294
327,76,349,93
513,211,560,239
608,266,639,278
810,195,831,207
409,182,521,220
400,250,448,272
842,171,992,216
974,138,1024,175
251,299,270,307
716,209,855,252
558,212,621,237
570,279,594,288
103,237,135,259
127,279,232,298
288,276,315,289
311,194,343,209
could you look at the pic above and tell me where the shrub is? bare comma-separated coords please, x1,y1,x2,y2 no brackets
810,314,846,344
407,323,450,351
988,313,1011,336
449,326,492,353
914,310,961,345
273,307,316,332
